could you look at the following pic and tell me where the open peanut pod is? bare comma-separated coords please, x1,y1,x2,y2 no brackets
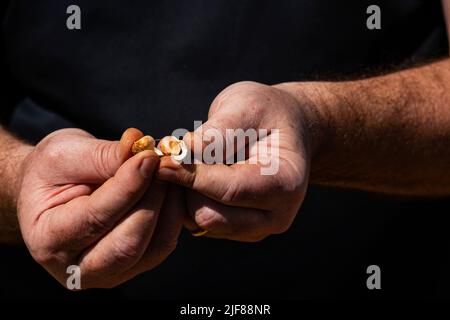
131,135,156,154
157,136,188,161
132,135,188,161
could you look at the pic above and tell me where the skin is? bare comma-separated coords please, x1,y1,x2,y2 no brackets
0,1,450,287
157,3,450,241
3,128,183,288
158,82,310,242
158,62,450,242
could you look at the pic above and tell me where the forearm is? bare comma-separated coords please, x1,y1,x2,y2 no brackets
0,127,33,243
277,58,450,196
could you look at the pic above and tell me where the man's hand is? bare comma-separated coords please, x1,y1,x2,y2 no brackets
158,81,312,242
18,128,183,288
159,54,450,235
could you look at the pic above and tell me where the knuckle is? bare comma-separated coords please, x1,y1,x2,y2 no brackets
226,81,263,93
269,214,294,235
210,81,265,115
93,142,118,179
31,247,60,266
39,137,65,164
182,171,196,189
110,237,143,266
85,206,111,236
170,169,195,189
221,175,283,205
81,241,142,280
27,225,70,267
220,177,261,204
36,132,59,151
195,208,221,230
220,180,241,204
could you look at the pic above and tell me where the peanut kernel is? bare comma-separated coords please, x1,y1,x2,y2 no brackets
131,135,156,155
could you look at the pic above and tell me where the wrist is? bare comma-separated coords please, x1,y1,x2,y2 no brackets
0,138,34,243
10,144,35,208
273,81,338,160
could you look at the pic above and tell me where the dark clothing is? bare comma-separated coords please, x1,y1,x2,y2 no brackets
0,0,449,299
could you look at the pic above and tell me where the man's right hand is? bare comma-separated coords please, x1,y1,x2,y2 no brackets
17,128,183,289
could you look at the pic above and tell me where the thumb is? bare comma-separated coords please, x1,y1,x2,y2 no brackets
88,127,144,180
157,156,271,209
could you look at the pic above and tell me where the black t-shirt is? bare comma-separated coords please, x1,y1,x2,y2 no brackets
1,0,449,299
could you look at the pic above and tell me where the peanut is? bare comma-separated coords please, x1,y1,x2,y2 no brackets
131,135,156,155
132,135,188,161
157,136,188,161
158,136,182,156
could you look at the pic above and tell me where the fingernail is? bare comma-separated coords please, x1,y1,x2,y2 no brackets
157,168,177,180
140,157,156,178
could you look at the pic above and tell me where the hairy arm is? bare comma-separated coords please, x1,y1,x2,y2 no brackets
0,127,33,243
280,60,450,195
151,2,450,242
276,1,450,196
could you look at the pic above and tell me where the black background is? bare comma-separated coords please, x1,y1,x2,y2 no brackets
1,0,449,300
